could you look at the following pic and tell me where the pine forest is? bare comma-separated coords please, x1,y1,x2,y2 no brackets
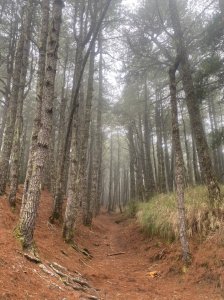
0,0,224,299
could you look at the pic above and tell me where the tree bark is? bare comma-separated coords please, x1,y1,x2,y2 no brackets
50,42,69,222
81,42,96,226
108,134,114,212
18,0,64,251
21,0,50,213
143,79,155,197
94,34,104,216
127,122,136,201
0,2,27,195
169,59,191,264
8,0,36,207
169,0,221,207
155,91,166,193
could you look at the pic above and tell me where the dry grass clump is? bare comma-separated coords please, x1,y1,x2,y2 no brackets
136,185,224,242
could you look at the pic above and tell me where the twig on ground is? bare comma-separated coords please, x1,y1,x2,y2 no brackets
72,244,93,259
79,258,94,269
107,252,125,257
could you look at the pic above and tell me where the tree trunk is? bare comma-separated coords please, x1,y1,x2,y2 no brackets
18,0,64,251
108,134,113,212
127,123,136,201
63,124,79,242
0,3,18,149
95,35,104,216
0,2,27,195
143,79,155,197
169,60,191,264
169,0,221,207
8,0,36,207
21,0,50,212
85,122,95,225
81,43,96,226
155,91,166,193
50,42,69,222
62,2,85,241
180,106,193,186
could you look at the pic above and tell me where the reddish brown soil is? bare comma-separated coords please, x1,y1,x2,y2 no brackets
0,188,224,299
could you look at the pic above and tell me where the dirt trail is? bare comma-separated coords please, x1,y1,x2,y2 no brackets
78,213,223,300
0,190,224,299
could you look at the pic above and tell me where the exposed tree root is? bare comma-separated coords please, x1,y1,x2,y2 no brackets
17,251,99,298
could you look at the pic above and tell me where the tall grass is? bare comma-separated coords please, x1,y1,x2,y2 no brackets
134,185,224,242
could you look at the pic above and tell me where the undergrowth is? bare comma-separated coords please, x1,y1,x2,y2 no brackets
129,185,224,242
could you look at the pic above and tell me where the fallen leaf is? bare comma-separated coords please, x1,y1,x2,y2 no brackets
147,271,160,278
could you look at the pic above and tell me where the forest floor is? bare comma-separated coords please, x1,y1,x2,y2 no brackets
0,188,224,299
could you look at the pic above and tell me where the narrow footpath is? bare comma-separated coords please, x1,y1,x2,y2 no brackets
0,191,223,299
78,213,223,300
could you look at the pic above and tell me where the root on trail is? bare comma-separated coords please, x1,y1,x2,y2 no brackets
20,253,100,299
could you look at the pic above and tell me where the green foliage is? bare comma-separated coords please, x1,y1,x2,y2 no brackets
135,186,224,242
203,15,224,48
126,200,139,218
194,56,223,101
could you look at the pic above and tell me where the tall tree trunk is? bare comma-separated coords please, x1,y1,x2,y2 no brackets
0,3,27,195
192,135,201,184
21,0,50,212
62,1,85,241
127,122,136,201
207,97,220,179
81,43,96,226
85,122,95,224
0,2,18,149
117,134,122,213
134,126,145,201
8,0,35,207
108,134,113,212
18,0,64,252
94,35,104,215
155,91,166,193
169,60,191,264
161,108,173,192
143,79,155,197
169,0,221,207
62,0,112,237
180,106,193,186
152,138,158,189
54,0,87,226
50,42,69,221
